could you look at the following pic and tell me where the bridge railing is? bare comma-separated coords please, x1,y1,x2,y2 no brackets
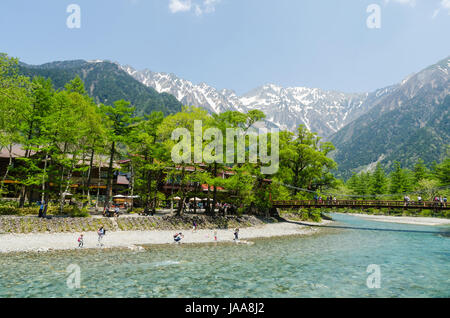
271,200,446,209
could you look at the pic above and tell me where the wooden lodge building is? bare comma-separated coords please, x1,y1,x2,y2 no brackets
1,145,271,206
0,145,128,203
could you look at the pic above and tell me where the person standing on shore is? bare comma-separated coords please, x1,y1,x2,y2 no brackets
214,230,218,241
38,201,45,218
97,226,106,246
234,228,239,241
78,234,84,248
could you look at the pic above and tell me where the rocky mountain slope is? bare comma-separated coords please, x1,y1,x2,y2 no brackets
328,56,450,177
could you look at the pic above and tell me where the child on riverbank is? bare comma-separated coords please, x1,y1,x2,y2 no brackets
77,234,84,248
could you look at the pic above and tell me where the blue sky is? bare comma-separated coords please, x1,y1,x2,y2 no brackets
0,0,449,94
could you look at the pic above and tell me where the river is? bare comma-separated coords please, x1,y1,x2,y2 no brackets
0,213,449,297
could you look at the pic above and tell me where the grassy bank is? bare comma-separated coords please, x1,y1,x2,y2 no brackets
0,215,279,234
279,208,330,222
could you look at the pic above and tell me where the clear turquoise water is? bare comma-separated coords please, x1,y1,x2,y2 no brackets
0,213,449,298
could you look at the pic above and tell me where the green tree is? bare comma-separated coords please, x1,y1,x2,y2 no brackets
370,164,388,197
277,125,337,197
127,111,166,212
413,158,429,183
100,100,139,204
389,161,413,196
158,106,211,215
434,148,450,186
0,53,32,193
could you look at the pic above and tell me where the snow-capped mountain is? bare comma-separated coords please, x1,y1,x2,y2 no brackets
121,66,246,114
121,65,393,137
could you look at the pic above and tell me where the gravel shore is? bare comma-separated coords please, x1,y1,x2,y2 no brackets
0,220,330,253
345,213,450,226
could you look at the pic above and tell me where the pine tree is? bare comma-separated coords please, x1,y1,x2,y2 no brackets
370,164,387,197
413,158,429,183
389,162,413,196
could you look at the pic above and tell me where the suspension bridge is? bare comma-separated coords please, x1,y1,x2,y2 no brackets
271,200,450,211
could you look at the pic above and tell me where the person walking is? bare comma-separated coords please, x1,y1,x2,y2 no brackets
97,226,106,246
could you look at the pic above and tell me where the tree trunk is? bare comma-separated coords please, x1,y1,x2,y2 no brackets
212,162,217,216
206,167,211,215
129,162,134,212
193,166,197,215
170,174,174,213
86,147,95,204
106,141,115,204
41,151,49,204
95,156,102,210
59,154,77,214
176,166,186,216
152,169,161,214
19,111,36,208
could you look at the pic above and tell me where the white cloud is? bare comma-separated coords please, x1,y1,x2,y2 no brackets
203,0,221,13
432,0,450,18
169,0,221,16
440,0,450,12
194,4,203,16
169,0,192,13
384,0,417,7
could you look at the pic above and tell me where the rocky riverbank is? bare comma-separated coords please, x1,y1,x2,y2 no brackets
0,214,278,234
0,215,331,253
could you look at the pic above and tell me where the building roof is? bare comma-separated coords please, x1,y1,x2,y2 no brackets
0,144,120,168
0,145,32,158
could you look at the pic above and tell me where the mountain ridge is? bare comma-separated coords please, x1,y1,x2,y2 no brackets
121,64,396,137
18,60,183,116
